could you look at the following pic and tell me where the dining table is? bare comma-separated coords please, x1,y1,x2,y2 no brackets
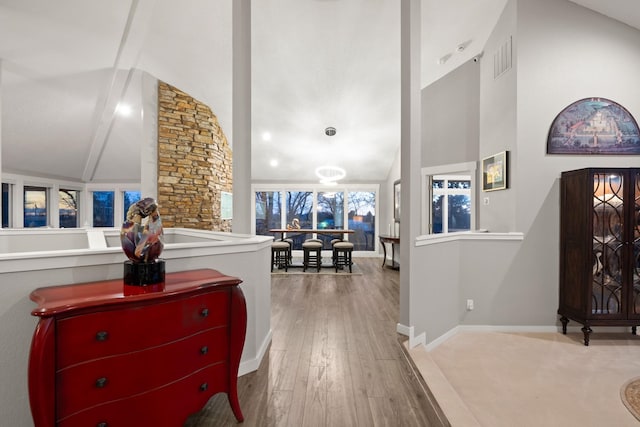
269,228,355,241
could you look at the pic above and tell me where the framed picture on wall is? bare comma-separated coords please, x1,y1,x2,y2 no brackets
393,180,401,222
547,97,640,154
482,151,508,192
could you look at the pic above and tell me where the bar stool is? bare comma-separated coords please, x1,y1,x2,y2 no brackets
306,238,324,248
333,241,354,273
302,240,322,272
283,238,294,263
271,241,290,272
330,238,342,265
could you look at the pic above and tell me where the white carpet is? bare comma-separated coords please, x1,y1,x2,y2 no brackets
408,331,640,427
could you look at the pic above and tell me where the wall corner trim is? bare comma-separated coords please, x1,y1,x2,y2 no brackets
397,323,426,348
238,329,272,377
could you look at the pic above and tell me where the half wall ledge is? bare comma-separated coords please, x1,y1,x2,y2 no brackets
415,231,524,246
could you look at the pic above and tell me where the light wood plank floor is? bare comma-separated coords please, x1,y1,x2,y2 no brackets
186,258,446,426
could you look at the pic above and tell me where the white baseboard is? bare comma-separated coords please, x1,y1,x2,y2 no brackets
397,323,425,348
238,328,272,376
423,324,590,352
424,326,460,352
396,322,411,336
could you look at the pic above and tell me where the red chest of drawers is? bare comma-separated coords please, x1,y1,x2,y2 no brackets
28,269,246,426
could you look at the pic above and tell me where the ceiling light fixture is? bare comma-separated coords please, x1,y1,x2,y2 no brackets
262,132,272,141
116,103,132,116
325,126,336,136
315,165,346,184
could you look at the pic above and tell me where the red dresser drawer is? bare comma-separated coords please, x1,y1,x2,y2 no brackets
56,326,229,420
56,290,229,368
57,362,230,426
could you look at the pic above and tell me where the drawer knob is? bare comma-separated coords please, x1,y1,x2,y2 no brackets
95,331,109,341
95,377,108,388
97,423,108,427
200,346,209,355
200,382,208,392
200,308,209,317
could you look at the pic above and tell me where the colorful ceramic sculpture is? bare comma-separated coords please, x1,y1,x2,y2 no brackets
120,197,164,263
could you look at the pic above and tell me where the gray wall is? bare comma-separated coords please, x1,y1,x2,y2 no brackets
478,0,517,233
421,58,480,167
410,0,640,345
515,0,640,233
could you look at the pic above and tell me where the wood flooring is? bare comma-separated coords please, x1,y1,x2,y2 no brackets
185,258,446,427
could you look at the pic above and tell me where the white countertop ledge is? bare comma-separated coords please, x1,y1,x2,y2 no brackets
415,231,524,246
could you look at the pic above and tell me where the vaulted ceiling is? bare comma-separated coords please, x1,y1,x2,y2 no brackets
1,0,638,184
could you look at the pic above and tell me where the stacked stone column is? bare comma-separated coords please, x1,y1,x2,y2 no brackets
157,82,232,231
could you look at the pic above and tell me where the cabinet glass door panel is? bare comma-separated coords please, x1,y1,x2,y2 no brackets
632,171,640,315
592,173,624,315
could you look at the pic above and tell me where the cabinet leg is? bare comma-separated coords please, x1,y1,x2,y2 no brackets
581,325,592,346
229,286,246,422
633,326,637,336
228,393,244,423
560,316,568,334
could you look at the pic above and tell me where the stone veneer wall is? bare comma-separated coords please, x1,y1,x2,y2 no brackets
157,81,232,231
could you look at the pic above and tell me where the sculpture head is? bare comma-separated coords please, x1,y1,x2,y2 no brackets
120,197,164,263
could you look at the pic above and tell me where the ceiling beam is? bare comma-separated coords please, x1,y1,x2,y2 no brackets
81,0,157,182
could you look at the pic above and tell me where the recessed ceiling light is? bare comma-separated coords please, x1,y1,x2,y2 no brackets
262,132,272,141
116,103,132,116
270,159,278,167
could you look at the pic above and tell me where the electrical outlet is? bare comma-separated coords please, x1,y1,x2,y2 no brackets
466,299,474,311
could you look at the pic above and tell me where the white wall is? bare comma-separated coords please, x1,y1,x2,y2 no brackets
410,0,640,346
376,148,400,263
384,148,401,230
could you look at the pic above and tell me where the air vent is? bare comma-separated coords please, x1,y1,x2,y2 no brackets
493,36,513,79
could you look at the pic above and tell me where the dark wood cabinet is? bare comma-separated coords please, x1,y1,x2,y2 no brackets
559,168,640,345
28,269,246,426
